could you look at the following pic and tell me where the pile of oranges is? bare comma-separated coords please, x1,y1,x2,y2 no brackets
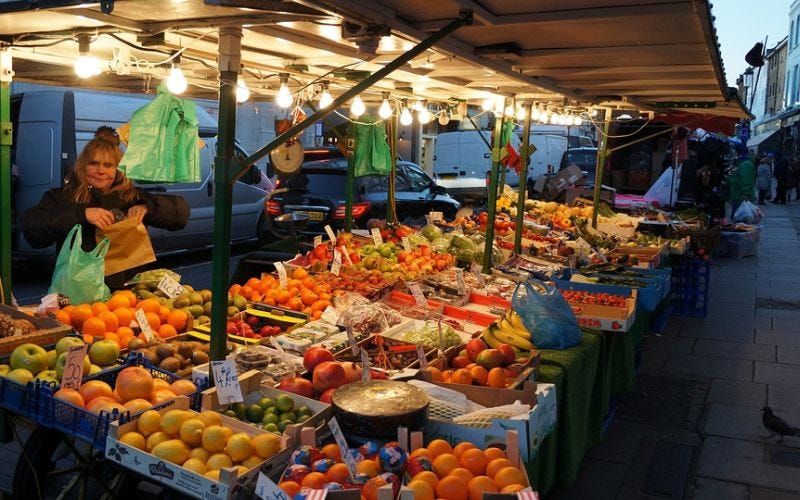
53,290,190,347
229,267,332,319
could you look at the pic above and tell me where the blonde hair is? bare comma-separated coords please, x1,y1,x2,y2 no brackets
67,127,138,204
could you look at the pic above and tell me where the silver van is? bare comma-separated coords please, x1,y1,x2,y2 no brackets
11,89,268,260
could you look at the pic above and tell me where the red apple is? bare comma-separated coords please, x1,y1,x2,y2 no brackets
475,349,504,369
496,344,516,365
277,376,314,398
466,338,488,362
451,356,470,369
303,347,335,372
312,361,347,393
319,388,336,404
340,361,363,383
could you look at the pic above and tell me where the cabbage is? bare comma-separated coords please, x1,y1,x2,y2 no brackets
421,224,443,241
431,237,451,253
450,234,477,251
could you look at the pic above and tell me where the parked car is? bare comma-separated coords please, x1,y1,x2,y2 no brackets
265,159,460,234
559,147,599,184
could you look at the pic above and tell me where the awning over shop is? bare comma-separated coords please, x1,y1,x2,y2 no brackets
652,111,741,135
746,129,781,150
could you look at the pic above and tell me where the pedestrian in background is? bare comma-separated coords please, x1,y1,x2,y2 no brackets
756,157,772,205
773,154,789,204
788,157,800,202
727,154,756,219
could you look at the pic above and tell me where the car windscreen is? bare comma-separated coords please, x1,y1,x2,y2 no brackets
285,170,346,196
564,150,597,167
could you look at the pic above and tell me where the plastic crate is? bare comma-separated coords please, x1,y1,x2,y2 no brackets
39,353,206,451
0,378,44,420
669,258,710,318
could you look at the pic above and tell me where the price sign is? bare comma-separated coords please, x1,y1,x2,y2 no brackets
157,274,186,299
274,261,288,289
346,326,358,356
402,236,412,252
338,246,353,265
324,225,336,245
471,264,486,288
321,306,340,326
60,344,88,390
416,345,428,369
360,348,370,381
331,250,342,276
135,308,155,341
455,268,465,294
371,228,383,246
255,472,292,500
329,417,358,481
210,359,243,403
428,211,443,223
408,283,427,308
313,235,323,248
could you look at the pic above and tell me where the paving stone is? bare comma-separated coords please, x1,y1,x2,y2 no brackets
754,362,800,387
662,353,753,381
705,302,755,318
707,379,767,408
680,324,755,344
585,421,657,465
692,339,775,362
755,329,800,347
777,346,800,365
772,318,800,334
750,486,800,499
769,384,800,413
703,403,785,442
638,350,669,375
642,335,696,354
698,315,771,330
546,458,627,500
698,436,800,492
691,477,749,500
756,308,800,320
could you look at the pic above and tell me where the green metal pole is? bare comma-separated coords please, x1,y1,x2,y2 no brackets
514,101,533,255
592,108,613,228
482,99,508,273
345,156,354,232
210,28,242,363
386,114,398,223
0,50,11,305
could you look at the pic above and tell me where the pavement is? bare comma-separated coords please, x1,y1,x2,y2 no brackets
548,201,800,499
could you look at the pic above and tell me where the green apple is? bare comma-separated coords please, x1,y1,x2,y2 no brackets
0,364,10,377
88,339,120,367
55,337,85,356
55,351,91,382
6,368,34,385
89,364,102,375
10,343,49,375
46,350,58,369
35,369,59,385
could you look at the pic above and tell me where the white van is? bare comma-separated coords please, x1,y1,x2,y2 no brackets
11,89,268,260
524,124,595,148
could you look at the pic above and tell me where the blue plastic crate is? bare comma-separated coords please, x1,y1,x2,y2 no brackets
38,353,207,451
0,378,44,420
669,258,710,318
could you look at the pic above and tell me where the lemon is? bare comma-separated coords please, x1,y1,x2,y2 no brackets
160,410,193,438
145,431,170,452
251,433,282,460
240,455,263,469
119,431,146,451
202,425,229,453
179,418,206,446
226,432,253,462
137,410,162,437
182,457,208,475
197,410,223,428
206,453,233,471
204,469,221,481
151,439,190,465
188,447,211,463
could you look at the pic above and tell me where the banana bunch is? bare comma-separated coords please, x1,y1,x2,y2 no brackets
482,310,536,352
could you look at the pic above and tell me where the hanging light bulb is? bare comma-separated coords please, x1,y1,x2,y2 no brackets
481,97,494,111
418,102,430,124
236,75,250,103
318,82,333,108
400,106,413,126
540,110,549,123
504,104,515,117
573,115,583,126
515,106,527,121
276,74,292,108
73,34,102,79
493,97,504,115
350,95,365,117
438,110,450,126
379,93,392,119
166,59,187,95
590,108,598,117
550,113,560,124
531,106,541,121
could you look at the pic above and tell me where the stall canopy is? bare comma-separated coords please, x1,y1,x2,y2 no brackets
0,0,750,118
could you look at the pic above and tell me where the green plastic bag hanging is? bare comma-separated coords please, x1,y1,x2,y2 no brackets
48,225,111,304
350,119,393,177
118,84,201,182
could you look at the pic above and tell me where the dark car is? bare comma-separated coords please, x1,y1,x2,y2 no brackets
559,147,598,183
265,158,460,233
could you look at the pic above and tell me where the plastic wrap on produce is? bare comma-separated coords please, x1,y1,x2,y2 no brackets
338,302,404,336
498,254,568,281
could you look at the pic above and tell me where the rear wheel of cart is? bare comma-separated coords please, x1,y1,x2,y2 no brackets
12,427,137,500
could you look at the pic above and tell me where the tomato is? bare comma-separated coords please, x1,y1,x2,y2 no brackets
312,244,329,260
478,212,489,225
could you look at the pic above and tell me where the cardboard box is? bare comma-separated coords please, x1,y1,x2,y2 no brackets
422,381,557,462
563,290,637,332
106,396,291,500
0,304,73,355
565,185,616,206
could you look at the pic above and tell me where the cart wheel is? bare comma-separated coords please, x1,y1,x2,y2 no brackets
12,427,136,500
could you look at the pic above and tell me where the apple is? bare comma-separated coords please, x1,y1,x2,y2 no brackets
303,347,334,372
340,361,363,383
55,351,91,382
89,339,121,367
319,388,336,404
475,349,504,370
450,356,470,369
466,338,488,362
312,361,347,393
89,364,103,375
55,337,85,356
10,343,49,375
6,368,34,385
35,369,59,385
277,376,314,398
46,350,58,370
0,365,10,377
496,344,516,365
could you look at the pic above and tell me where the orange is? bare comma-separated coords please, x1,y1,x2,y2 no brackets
158,324,178,339
157,306,171,324
113,307,135,329
426,366,443,382
483,447,506,462
448,467,473,483
97,311,119,332
453,441,476,459
320,443,341,461
170,379,197,396
278,481,302,498
409,448,431,460
117,290,138,307
62,305,75,315
82,317,107,337
54,309,72,326
291,267,308,279
412,471,439,490
116,366,155,402
356,458,379,477
485,458,514,479
82,333,94,344
361,476,388,500
326,462,350,483
91,302,110,316
104,332,120,345
138,298,162,314
124,398,154,415
451,368,472,385
166,309,189,332
492,466,528,489
53,388,85,408
459,448,488,476
106,294,131,311
301,472,327,489
469,365,488,386
468,475,498,500
70,304,93,328
119,431,146,451
432,453,460,478
407,479,435,500
435,475,468,500
500,484,526,493
78,380,113,404
426,439,453,459
442,369,453,383
487,367,507,388
85,396,126,415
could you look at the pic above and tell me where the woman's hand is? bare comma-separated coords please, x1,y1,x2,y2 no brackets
85,207,116,228
127,204,148,223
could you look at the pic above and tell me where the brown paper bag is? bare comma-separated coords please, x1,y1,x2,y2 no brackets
99,217,156,276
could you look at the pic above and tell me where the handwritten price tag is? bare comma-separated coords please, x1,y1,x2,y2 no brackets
321,306,340,326
135,308,155,341
371,228,383,246
428,211,443,222
416,345,428,369
274,261,288,289
402,236,412,252
346,326,358,356
324,225,336,245
60,344,88,390
330,250,342,276
455,268,465,294
313,235,323,248
210,360,243,403
338,246,353,265
255,471,292,500
157,274,186,299
360,348,370,381
408,283,427,308
471,264,486,288
329,417,357,481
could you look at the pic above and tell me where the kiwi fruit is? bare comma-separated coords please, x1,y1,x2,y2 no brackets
191,351,209,365
159,356,180,373
177,343,193,360
156,345,176,361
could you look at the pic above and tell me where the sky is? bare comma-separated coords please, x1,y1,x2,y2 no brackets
712,0,790,86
